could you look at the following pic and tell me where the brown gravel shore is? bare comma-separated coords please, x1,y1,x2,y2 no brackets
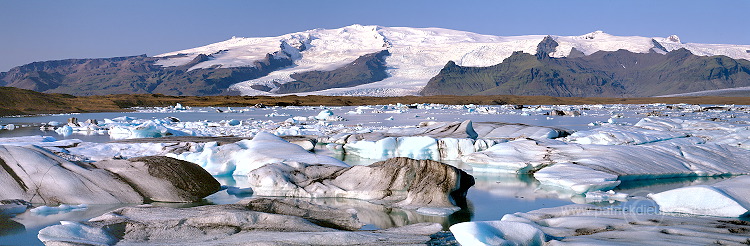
2,87,749,117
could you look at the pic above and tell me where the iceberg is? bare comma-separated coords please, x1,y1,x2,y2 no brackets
650,175,750,217
449,221,545,246
168,132,347,176
38,200,442,245
451,204,750,245
463,138,750,192
247,157,473,213
534,163,621,193
30,204,88,215
0,145,220,204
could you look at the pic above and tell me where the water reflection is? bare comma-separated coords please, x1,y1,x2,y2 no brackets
0,218,25,236
615,175,729,194
0,204,131,246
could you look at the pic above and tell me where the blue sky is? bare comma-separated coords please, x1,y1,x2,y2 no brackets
1,0,748,72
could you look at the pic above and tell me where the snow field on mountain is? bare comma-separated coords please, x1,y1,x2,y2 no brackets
153,25,750,96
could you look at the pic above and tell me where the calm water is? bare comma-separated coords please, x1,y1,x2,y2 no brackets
0,105,737,245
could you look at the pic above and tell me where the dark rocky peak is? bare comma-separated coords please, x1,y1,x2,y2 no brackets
443,60,458,68
666,48,694,59
178,54,212,69
536,36,558,59
567,47,586,58
651,39,669,53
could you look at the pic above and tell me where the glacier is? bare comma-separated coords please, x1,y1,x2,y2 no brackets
153,25,750,97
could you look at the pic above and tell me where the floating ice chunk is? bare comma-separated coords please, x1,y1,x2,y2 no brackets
342,137,397,159
438,138,476,160
38,221,117,246
66,142,176,161
344,136,438,160
583,190,629,203
397,136,439,160
467,204,750,245
174,103,187,110
415,207,461,216
650,175,750,217
226,119,241,126
31,204,88,215
55,125,74,136
109,120,194,139
315,109,334,120
566,125,687,145
265,112,290,117
224,186,254,197
462,139,554,173
466,137,750,178
534,163,621,193
0,136,82,150
169,132,347,176
472,122,562,139
450,221,545,246
0,199,31,216
111,116,136,122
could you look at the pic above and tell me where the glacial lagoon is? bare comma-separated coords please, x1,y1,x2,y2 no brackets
1,103,748,245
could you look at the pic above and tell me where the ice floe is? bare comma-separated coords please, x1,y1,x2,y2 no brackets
650,175,750,217
0,145,219,204
464,136,750,193
451,204,750,245
168,132,347,176
247,157,473,214
39,199,444,245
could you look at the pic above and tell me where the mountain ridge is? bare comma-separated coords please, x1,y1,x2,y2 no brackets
2,25,750,97
420,38,750,97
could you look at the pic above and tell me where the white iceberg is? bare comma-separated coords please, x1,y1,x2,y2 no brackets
534,163,621,193
650,175,750,217
451,204,750,245
168,132,348,176
31,204,88,215
463,138,750,192
449,221,545,246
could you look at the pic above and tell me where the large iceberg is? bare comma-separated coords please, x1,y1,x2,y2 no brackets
168,132,348,176
463,137,750,193
650,175,750,217
39,199,443,245
339,120,564,161
246,157,474,214
451,204,750,245
0,145,219,204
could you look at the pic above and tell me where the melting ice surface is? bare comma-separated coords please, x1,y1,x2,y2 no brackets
1,103,749,245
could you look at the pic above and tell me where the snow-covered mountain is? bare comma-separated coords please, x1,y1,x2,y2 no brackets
155,24,750,96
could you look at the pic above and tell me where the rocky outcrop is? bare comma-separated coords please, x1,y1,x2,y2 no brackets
247,157,474,212
0,145,219,204
272,50,390,94
38,199,443,245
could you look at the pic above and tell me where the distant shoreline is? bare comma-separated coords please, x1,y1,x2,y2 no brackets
2,87,750,117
